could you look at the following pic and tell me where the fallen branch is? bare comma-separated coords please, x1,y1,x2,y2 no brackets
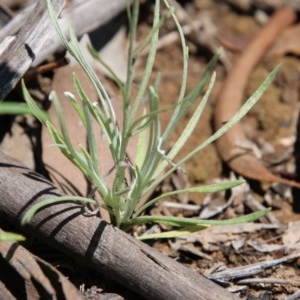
0,0,128,100
0,150,238,300
0,0,65,100
214,7,300,187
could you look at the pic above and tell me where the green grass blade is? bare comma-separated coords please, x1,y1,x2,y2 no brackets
21,196,97,225
63,90,86,126
159,0,189,146
83,103,100,174
88,45,126,97
50,92,78,157
71,75,117,151
160,72,216,172
139,85,162,179
184,65,281,162
135,179,244,217
134,110,148,168
22,81,49,122
0,102,32,115
162,51,220,144
131,208,270,228
0,232,26,242
129,0,160,123
47,0,116,129
146,65,280,193
124,0,139,107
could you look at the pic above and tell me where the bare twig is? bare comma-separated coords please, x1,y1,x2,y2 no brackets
287,289,300,300
237,277,300,286
207,253,300,284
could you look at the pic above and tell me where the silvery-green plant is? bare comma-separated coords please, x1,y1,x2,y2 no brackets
21,0,275,238
0,231,25,242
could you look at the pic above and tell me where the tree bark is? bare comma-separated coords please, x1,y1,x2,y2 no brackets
0,0,65,100
0,0,128,100
0,150,238,300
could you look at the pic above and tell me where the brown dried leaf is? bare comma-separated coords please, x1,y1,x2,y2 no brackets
268,23,300,58
214,8,300,188
177,223,282,252
282,221,300,245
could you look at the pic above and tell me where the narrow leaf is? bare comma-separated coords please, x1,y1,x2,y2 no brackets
130,209,270,228
0,102,32,115
136,180,244,217
0,232,26,242
21,196,97,225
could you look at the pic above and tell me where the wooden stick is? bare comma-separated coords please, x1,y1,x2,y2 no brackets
0,0,128,100
23,57,69,82
0,150,238,300
0,0,65,100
